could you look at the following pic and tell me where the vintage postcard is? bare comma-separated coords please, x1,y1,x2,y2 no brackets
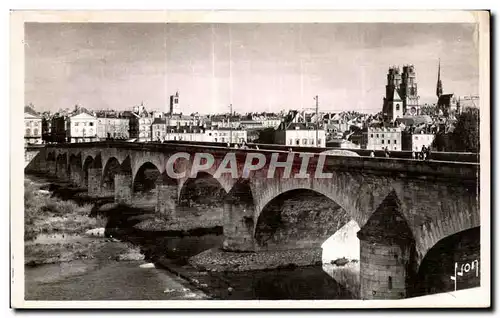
10,10,490,309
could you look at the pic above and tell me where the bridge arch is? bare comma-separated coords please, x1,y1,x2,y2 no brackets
254,179,363,230
46,151,56,162
178,171,227,208
101,156,132,193
133,161,162,193
411,227,480,297
254,188,354,251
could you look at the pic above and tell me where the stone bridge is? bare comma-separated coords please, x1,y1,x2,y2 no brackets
25,141,480,299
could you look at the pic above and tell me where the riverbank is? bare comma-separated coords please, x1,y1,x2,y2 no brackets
24,175,208,300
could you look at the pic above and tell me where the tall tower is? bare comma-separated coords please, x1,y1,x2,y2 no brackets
169,91,180,115
400,64,420,116
436,59,443,98
382,66,404,122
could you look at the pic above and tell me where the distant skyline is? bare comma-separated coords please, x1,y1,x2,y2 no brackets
25,23,479,114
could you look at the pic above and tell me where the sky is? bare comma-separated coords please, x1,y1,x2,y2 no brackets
24,23,479,115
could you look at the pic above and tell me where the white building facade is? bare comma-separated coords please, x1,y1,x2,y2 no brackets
68,112,98,143
410,132,435,152
24,107,43,145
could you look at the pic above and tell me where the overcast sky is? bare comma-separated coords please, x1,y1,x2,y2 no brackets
24,23,479,114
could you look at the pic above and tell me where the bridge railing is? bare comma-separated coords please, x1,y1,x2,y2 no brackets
42,140,479,181
44,140,479,164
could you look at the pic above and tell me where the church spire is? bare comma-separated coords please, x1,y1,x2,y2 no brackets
436,58,443,98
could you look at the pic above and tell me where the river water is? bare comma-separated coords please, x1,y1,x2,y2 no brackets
24,173,355,300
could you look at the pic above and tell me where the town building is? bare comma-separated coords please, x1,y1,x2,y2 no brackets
151,117,167,142
168,114,199,127
96,113,130,140
274,122,326,147
402,127,436,152
205,127,247,144
168,126,206,142
68,111,98,143
50,114,68,143
24,105,42,145
362,127,402,151
151,117,210,142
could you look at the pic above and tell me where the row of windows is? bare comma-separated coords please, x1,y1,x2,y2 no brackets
288,138,322,146
25,128,39,136
74,122,95,127
25,121,40,127
213,137,245,143
370,133,399,138
371,139,398,145
74,128,94,135
414,135,433,141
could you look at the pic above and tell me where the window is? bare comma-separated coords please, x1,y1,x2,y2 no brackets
382,134,384,138
289,139,293,145
394,140,397,144
382,140,384,144
318,138,322,145
303,139,307,145
221,137,225,142
89,122,94,126
34,128,38,135
83,122,87,126
387,140,391,144
370,134,373,138
214,138,217,142
295,139,300,145
396,105,400,111
310,139,314,145
209,133,212,136
415,136,418,140
376,134,379,138
26,128,30,136
75,122,79,126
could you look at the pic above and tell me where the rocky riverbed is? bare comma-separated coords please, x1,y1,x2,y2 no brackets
23,175,207,300
23,173,360,300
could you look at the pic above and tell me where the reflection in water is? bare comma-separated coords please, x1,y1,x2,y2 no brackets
103,205,357,300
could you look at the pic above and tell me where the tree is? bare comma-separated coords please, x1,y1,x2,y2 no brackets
431,108,479,152
451,108,479,152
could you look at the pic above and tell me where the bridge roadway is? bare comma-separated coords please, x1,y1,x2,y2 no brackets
25,141,480,300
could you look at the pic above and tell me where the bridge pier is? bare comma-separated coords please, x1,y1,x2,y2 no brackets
356,191,416,300
47,161,56,176
88,168,103,197
358,238,414,299
156,183,177,218
222,201,255,252
56,162,68,180
70,168,83,188
114,173,133,204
